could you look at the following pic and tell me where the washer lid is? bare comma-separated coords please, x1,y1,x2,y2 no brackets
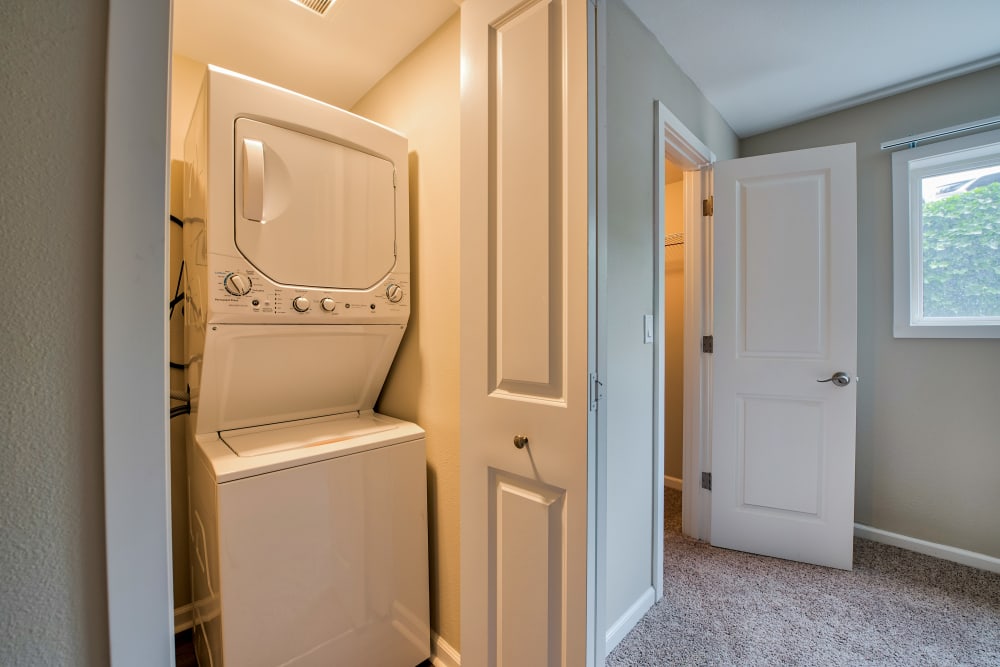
221,411,397,457
198,412,425,483
194,323,404,434
234,118,397,289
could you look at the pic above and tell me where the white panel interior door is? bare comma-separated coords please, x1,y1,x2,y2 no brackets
712,143,857,570
460,0,593,664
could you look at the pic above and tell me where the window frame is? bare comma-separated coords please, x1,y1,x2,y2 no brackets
892,127,1000,338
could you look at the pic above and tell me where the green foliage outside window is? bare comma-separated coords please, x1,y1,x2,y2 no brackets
921,182,1000,318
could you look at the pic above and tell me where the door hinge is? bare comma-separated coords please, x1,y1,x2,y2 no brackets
702,196,714,217
702,335,714,354
589,372,604,412
701,472,712,491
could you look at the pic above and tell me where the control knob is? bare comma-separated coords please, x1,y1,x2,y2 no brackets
292,296,311,312
320,298,336,312
223,272,252,296
385,283,404,303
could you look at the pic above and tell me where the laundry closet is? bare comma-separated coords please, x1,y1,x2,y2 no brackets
166,1,463,663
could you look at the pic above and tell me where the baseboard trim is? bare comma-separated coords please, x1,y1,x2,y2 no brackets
174,603,195,634
854,523,1000,574
663,475,682,491
605,586,655,653
431,631,461,667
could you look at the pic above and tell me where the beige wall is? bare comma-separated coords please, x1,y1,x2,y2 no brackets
168,161,191,613
0,0,111,664
170,54,206,161
663,179,684,480
352,13,462,650
167,52,206,616
604,0,738,633
742,65,1000,558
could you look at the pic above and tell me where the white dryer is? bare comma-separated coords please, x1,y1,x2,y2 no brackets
182,66,429,667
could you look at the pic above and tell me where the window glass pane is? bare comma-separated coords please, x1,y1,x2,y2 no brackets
919,164,1000,318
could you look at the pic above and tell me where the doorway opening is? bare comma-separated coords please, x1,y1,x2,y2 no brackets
661,156,684,498
650,101,714,587
652,109,862,580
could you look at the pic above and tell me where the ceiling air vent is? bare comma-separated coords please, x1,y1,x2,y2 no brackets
288,0,334,16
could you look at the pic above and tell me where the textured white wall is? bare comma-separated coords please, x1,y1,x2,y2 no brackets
742,66,1000,559
604,0,738,633
0,0,111,664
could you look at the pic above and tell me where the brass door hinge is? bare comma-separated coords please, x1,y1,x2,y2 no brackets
702,196,714,217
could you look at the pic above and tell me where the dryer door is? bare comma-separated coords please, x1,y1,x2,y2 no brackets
234,118,397,289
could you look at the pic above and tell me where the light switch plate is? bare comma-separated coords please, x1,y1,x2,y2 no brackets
643,314,653,344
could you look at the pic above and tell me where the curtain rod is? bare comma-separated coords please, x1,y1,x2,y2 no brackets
880,114,1000,151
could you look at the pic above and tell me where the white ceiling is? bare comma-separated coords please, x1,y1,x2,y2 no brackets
623,0,1000,137
173,0,459,110
174,0,1000,136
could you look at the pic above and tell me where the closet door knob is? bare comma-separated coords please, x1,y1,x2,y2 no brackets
513,435,529,449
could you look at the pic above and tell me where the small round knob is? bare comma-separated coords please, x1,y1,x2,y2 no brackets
223,272,252,296
292,296,311,312
513,435,529,449
386,283,404,303
320,298,336,312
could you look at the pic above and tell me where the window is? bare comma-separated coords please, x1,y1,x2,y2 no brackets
892,128,1000,338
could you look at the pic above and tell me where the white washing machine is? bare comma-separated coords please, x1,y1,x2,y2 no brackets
182,66,429,667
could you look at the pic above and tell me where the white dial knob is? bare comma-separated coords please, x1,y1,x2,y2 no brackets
386,283,404,303
292,296,311,312
223,272,252,296
320,298,336,312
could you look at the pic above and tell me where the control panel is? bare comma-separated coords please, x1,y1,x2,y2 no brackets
206,259,410,325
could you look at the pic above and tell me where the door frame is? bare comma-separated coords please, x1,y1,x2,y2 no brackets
103,0,175,663
592,0,608,661
103,1,609,664
652,102,714,589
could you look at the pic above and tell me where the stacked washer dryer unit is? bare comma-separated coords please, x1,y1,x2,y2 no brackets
182,66,429,667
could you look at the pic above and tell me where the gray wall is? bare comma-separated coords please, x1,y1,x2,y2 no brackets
605,0,738,634
742,66,1000,559
0,0,111,664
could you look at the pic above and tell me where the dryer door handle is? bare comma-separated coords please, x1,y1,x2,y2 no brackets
243,138,265,222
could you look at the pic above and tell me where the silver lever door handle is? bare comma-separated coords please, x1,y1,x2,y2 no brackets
818,371,851,387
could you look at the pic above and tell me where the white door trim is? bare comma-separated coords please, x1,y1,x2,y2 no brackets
592,0,608,662
103,0,174,663
652,102,715,600
682,166,713,544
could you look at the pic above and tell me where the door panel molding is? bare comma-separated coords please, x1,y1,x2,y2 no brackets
737,170,829,358
488,0,566,402
489,469,566,666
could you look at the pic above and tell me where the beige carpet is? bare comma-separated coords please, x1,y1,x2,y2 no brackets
606,488,1000,666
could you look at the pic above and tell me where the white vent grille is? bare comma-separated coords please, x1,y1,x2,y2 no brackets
289,0,334,16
